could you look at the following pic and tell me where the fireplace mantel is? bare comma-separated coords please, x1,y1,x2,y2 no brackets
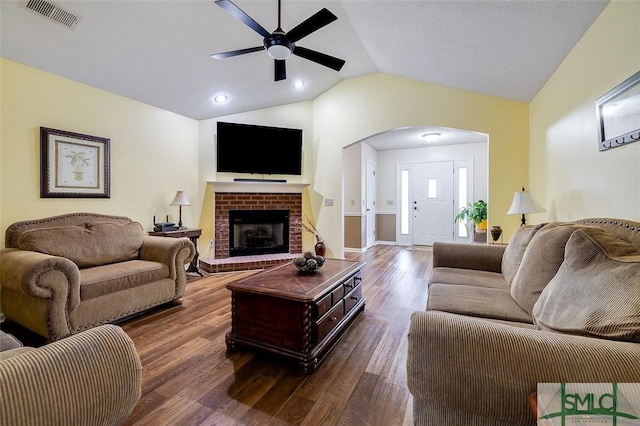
208,181,309,194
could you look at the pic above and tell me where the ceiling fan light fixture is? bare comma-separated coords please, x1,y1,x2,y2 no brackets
264,32,293,60
267,44,291,60
422,133,441,143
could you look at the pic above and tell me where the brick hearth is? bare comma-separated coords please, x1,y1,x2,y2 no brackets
199,191,303,273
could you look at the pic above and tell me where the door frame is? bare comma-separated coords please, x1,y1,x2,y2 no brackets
365,160,376,248
396,158,474,246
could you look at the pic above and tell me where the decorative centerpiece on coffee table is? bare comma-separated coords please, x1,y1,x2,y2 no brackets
293,251,325,274
300,214,327,256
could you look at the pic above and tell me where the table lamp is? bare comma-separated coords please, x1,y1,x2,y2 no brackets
170,190,190,230
507,187,544,226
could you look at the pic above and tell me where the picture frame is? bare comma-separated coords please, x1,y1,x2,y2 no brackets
40,127,110,198
595,70,640,152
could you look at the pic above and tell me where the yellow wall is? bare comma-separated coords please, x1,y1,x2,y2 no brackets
198,102,317,253
530,1,640,222
313,73,529,255
0,59,200,248
1,62,529,259
196,75,529,257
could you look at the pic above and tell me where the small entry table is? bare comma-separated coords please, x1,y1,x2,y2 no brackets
148,228,203,276
225,258,365,373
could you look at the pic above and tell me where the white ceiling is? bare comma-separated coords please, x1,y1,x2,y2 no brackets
1,0,608,124
0,0,607,150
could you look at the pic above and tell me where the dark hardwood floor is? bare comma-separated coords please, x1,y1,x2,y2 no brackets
4,245,433,425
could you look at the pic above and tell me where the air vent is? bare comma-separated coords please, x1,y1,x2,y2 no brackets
22,0,81,30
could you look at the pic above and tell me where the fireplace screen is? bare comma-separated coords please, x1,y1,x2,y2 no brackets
229,210,290,256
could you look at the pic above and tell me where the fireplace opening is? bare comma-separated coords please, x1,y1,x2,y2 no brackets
229,210,290,257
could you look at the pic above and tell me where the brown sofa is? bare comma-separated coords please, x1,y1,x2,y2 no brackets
0,324,141,425
1,213,195,340
407,218,640,425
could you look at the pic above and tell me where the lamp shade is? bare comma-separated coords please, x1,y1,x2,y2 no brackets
507,190,544,215
170,191,190,206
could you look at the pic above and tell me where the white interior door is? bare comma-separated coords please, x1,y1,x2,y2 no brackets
412,161,454,245
366,160,376,248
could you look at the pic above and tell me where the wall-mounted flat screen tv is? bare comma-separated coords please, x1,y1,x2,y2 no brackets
216,121,303,175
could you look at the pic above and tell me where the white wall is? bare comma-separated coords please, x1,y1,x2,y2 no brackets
377,142,488,210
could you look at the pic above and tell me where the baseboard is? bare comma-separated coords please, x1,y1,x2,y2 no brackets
375,240,397,246
344,247,366,253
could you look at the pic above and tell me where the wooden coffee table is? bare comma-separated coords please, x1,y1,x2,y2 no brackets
225,258,366,373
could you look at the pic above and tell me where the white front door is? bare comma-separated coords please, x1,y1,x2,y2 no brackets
366,160,376,248
412,161,454,245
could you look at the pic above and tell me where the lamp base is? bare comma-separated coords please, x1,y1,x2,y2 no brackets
520,214,526,226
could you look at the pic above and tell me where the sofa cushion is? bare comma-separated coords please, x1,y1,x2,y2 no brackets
532,227,640,343
429,267,508,289
427,284,533,323
0,330,23,351
15,221,144,268
80,260,169,300
510,223,585,314
501,223,546,286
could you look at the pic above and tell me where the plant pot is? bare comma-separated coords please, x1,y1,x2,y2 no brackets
490,225,503,243
475,219,488,232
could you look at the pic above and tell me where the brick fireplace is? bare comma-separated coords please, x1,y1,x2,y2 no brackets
214,192,302,258
199,182,306,273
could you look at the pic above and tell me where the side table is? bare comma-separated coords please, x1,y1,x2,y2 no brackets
148,228,203,276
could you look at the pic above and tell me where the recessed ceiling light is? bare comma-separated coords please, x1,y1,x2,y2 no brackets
294,80,305,89
422,133,441,143
213,94,228,104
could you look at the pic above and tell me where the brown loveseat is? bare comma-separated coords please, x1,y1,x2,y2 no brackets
407,218,640,425
0,324,141,425
1,213,195,340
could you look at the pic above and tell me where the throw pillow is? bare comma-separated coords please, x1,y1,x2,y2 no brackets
501,223,546,286
532,227,640,343
16,221,144,268
510,223,585,314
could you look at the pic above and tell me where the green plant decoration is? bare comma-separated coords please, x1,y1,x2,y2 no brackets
455,200,488,225
65,150,90,181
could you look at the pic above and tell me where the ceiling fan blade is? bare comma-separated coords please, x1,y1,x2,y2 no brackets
215,0,270,38
275,60,286,81
293,46,345,72
286,8,337,43
211,46,265,59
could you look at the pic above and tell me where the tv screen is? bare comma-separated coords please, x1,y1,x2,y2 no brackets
216,122,302,175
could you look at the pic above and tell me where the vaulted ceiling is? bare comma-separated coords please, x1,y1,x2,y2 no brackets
1,0,608,121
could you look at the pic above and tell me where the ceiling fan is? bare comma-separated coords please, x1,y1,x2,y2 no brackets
211,0,346,81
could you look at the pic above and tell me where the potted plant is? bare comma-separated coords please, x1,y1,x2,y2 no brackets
455,200,488,232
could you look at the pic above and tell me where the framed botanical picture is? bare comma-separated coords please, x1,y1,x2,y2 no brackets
40,127,110,198
596,70,640,151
